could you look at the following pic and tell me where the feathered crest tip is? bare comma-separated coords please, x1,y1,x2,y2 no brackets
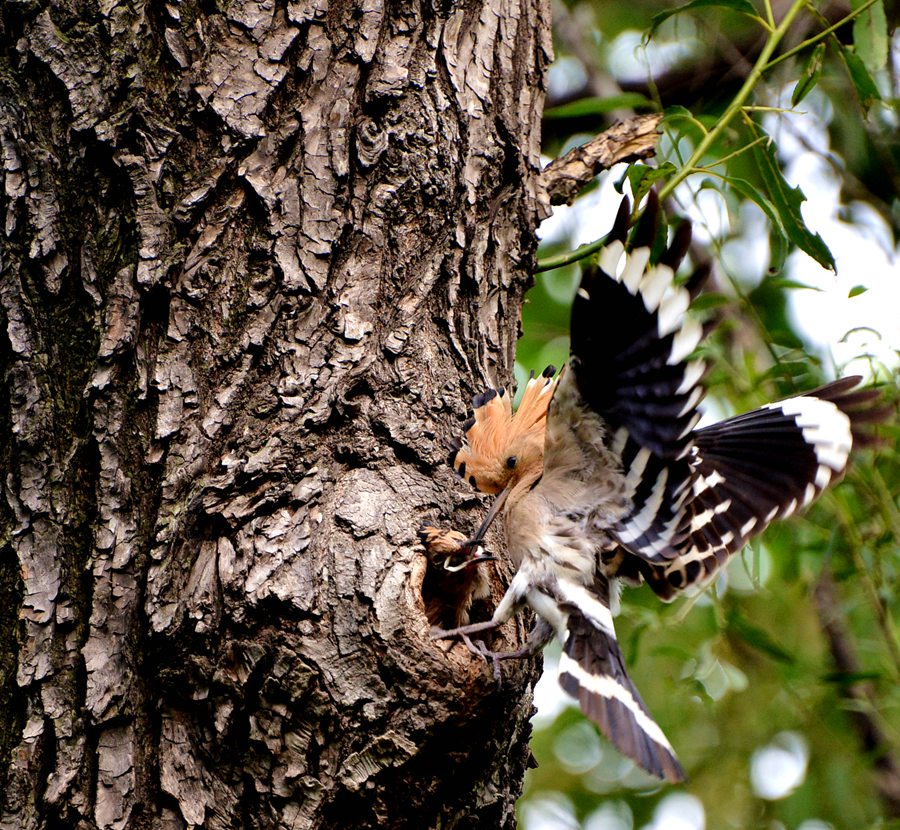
451,369,559,492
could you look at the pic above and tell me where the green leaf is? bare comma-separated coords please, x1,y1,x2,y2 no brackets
851,0,888,74
662,104,707,134
619,162,677,204
823,670,884,686
662,104,695,123
650,643,697,662
792,43,826,107
544,94,655,119
848,284,869,297
648,0,759,36
839,44,882,114
766,277,823,292
749,132,837,271
690,292,732,311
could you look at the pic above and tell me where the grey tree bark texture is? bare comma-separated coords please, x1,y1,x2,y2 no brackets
0,1,553,828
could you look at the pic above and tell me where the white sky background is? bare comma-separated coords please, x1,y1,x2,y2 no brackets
523,27,899,830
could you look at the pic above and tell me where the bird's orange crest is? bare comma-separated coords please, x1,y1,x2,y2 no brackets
452,366,559,494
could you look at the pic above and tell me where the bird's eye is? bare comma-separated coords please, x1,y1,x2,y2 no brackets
506,456,518,468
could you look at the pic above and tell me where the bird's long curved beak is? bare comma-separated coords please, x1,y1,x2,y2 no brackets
470,483,512,544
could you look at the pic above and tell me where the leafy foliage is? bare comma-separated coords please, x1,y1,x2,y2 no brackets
518,0,899,826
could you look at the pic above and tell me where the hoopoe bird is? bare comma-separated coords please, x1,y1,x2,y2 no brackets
427,194,885,782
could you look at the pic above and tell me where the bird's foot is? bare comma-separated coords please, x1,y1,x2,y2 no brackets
432,621,544,683
432,621,502,675
470,640,541,682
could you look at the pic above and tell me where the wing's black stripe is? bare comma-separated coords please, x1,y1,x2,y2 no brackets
613,434,693,561
571,267,704,458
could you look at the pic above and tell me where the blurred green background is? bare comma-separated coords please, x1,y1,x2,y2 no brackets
515,1,900,827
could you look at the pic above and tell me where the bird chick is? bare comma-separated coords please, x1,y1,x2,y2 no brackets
419,525,493,629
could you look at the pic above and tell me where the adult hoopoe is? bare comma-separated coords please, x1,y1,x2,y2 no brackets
427,194,885,783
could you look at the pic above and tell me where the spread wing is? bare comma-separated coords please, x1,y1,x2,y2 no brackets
567,194,709,563
640,377,886,599
563,194,885,575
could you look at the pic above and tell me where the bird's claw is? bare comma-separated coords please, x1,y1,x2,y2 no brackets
431,623,507,683
472,639,504,683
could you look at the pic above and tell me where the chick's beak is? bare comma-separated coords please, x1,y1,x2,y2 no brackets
442,549,498,572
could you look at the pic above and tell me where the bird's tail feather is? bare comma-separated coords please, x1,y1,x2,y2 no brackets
558,608,684,782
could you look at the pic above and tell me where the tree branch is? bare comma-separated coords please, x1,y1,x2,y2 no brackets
541,114,663,206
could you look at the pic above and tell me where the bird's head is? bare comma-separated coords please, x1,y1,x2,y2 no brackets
452,367,558,495
419,525,496,571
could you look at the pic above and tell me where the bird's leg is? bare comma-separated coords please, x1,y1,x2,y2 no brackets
432,620,502,665
477,620,554,680
441,620,553,682
431,619,502,641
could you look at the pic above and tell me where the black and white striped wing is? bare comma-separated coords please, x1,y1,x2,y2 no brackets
644,377,882,599
570,196,709,563
557,572,684,782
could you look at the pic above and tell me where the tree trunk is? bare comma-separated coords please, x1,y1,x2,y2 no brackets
0,2,551,827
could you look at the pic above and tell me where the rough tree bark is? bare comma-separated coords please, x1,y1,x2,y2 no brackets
0,1,552,827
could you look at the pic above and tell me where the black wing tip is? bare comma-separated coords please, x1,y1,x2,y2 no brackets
660,218,693,271
542,364,557,378
684,262,712,298
788,375,891,441
609,195,632,243
630,191,661,251
815,374,863,394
